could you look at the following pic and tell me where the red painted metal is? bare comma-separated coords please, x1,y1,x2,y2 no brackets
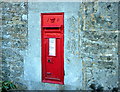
41,13,64,85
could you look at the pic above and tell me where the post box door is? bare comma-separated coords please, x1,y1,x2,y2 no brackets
42,36,64,84
43,37,63,84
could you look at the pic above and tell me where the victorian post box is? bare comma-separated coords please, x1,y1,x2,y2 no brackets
41,13,64,84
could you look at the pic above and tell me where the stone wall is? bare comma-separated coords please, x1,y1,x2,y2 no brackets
1,1,119,91
79,2,119,90
1,2,28,89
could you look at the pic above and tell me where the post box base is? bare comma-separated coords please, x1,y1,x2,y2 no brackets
42,79,64,85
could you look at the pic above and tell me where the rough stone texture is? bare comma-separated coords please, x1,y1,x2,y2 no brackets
1,2,28,89
118,2,120,90
0,2,2,91
79,2,119,90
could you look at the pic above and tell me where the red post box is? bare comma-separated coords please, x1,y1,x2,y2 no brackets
41,13,64,85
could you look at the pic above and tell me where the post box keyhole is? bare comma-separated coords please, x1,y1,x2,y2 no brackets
48,59,51,63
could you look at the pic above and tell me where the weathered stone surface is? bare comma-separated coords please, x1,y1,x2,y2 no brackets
79,2,119,90
1,2,28,89
80,2,118,31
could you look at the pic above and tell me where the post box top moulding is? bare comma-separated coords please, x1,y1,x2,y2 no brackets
41,13,64,28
